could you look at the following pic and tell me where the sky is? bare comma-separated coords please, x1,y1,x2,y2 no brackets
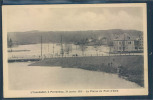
5,6,144,32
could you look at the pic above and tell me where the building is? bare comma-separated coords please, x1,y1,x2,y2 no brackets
111,33,143,53
100,37,108,45
135,35,143,51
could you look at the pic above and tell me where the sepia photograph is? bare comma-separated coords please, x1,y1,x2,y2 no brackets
2,3,148,98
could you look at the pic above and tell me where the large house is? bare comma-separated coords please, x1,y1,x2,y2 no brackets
111,33,143,53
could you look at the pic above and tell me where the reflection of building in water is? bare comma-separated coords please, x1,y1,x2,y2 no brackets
111,33,143,53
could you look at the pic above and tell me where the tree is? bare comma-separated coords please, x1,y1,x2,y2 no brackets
7,37,13,52
79,38,87,56
108,41,114,54
64,44,72,56
94,45,99,56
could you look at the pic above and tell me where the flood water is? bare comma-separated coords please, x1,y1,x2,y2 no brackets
8,62,141,90
8,43,110,59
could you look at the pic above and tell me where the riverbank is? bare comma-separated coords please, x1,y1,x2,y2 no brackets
29,55,144,87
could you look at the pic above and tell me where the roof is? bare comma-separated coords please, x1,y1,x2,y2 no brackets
113,33,137,41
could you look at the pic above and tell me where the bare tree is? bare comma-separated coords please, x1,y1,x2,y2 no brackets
108,41,114,54
79,38,88,56
7,37,13,52
94,45,99,56
64,44,72,56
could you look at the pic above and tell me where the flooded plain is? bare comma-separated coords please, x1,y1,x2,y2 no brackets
8,62,141,90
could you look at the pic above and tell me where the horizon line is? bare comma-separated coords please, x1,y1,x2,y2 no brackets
7,29,143,33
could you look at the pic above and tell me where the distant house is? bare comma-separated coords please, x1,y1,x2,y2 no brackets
135,35,143,51
88,38,93,42
87,38,97,45
87,37,108,46
100,37,108,45
111,33,143,53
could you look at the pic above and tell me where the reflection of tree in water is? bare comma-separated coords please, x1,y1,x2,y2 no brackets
79,45,87,56
78,38,88,56
64,44,72,56
94,45,100,56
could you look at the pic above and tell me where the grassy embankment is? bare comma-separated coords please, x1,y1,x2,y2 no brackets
29,55,144,87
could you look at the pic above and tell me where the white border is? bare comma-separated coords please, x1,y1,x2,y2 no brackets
2,3,148,98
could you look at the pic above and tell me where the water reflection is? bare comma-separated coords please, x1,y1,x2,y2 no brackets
8,43,110,59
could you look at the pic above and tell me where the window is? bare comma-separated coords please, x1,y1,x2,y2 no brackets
128,41,131,44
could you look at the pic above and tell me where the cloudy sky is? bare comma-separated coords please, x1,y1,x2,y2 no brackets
5,6,143,32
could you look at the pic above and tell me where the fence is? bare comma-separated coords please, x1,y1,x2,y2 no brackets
8,52,143,61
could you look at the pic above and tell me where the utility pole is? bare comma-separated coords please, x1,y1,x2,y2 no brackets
41,35,43,59
53,43,54,54
60,35,64,58
48,41,49,52
123,33,125,52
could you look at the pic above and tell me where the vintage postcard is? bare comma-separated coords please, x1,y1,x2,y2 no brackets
2,3,148,98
